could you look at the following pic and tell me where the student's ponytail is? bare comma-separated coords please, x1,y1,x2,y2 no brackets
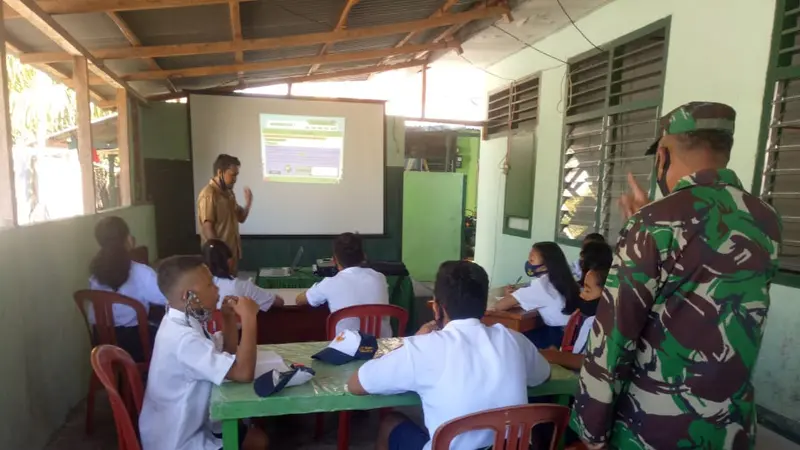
90,216,133,291
202,239,234,280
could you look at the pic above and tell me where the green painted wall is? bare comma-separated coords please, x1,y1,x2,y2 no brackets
456,135,479,215
138,102,190,161
401,172,465,281
472,0,798,428
0,205,156,450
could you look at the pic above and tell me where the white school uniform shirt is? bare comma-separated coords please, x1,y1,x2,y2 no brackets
213,276,276,311
305,267,392,337
570,259,582,281
358,319,550,450
88,261,166,327
571,316,595,355
139,307,235,450
511,274,571,327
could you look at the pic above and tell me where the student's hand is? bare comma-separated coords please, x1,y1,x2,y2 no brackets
416,320,440,336
220,296,238,317
619,172,650,219
232,296,260,319
273,295,285,308
504,285,518,296
539,348,557,363
244,187,253,207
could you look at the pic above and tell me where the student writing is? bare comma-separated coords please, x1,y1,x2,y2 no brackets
493,241,580,349
296,232,392,337
202,239,284,311
347,260,550,450
138,255,267,450
88,216,165,363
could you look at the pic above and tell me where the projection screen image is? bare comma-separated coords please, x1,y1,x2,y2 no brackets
260,114,345,184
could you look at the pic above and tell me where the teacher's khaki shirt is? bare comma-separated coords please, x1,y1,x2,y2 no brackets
197,179,241,261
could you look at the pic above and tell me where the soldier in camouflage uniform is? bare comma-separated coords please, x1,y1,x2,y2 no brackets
570,102,782,450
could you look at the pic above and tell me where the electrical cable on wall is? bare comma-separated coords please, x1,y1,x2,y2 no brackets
490,24,567,64
458,54,514,81
556,0,604,53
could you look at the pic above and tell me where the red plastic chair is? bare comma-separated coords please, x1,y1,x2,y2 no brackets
74,289,152,435
318,304,409,450
560,311,583,353
91,345,144,450
431,404,570,450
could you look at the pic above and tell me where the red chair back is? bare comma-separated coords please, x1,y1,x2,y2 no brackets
207,310,224,334
326,304,409,340
560,311,583,353
91,345,144,450
73,289,153,363
431,404,570,450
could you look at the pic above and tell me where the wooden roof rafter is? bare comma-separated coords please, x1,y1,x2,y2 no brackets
18,5,509,64
228,0,244,87
105,12,177,93
307,0,361,76
2,0,256,19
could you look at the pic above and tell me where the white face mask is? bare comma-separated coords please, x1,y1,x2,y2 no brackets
184,291,212,326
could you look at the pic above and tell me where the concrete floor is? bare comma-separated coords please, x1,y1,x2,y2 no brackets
43,392,800,450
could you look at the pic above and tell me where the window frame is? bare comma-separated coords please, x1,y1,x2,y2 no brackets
554,18,670,247
754,0,800,286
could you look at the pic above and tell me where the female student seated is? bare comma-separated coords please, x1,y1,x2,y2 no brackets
201,239,284,311
88,216,165,362
493,241,579,349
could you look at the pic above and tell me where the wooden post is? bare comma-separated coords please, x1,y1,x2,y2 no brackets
421,63,427,119
116,89,131,206
73,55,96,214
0,7,17,228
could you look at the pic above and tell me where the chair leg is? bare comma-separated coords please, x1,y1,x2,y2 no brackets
337,411,351,450
314,413,325,440
85,373,99,435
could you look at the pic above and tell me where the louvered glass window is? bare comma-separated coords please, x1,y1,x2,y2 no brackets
557,23,668,242
486,75,540,138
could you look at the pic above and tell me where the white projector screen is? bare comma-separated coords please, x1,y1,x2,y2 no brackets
189,94,385,235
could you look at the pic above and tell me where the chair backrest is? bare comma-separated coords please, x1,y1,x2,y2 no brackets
73,289,152,363
326,304,409,339
431,404,570,450
560,310,584,353
91,345,144,450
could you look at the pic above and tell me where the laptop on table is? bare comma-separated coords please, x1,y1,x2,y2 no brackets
259,246,304,278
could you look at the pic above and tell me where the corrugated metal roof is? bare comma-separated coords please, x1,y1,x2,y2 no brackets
329,34,406,54
245,45,323,64
119,4,232,46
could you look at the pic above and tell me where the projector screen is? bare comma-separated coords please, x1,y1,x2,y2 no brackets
189,94,385,235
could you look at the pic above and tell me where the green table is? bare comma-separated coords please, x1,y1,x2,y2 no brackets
256,267,417,336
211,340,578,450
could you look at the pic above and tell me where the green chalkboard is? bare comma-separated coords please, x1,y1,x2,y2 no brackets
503,132,536,238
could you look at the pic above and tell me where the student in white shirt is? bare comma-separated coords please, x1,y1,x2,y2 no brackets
570,233,606,281
296,233,392,337
494,241,580,349
88,216,166,362
139,255,267,450
347,260,550,450
202,239,284,311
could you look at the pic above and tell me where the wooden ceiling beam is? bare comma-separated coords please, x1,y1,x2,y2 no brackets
123,41,455,81
308,0,361,76
106,11,177,92
4,0,147,103
5,41,108,104
394,0,461,49
18,5,508,64
228,1,244,86
414,0,506,63
2,0,255,19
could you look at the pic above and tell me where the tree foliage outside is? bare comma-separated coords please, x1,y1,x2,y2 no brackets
6,54,111,146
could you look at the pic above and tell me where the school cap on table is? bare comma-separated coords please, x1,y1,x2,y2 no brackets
645,101,736,155
311,330,378,365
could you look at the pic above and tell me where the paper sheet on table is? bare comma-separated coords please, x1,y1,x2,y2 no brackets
265,288,306,306
255,349,290,379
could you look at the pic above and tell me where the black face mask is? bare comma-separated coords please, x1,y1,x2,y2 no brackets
215,175,229,191
578,299,599,317
657,151,671,197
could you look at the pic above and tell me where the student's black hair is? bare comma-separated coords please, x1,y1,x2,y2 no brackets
580,242,613,277
333,232,365,268
213,154,241,175
583,233,606,245
90,216,132,291
202,239,234,280
157,255,206,299
433,260,489,320
532,241,581,315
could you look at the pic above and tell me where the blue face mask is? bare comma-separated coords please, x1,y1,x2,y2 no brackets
524,262,546,277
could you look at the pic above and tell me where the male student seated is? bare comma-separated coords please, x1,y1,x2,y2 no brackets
347,260,551,450
297,232,392,337
138,255,267,450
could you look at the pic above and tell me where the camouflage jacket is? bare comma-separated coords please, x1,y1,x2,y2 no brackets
570,168,782,450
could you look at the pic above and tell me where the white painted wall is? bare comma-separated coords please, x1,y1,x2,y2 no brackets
473,0,800,424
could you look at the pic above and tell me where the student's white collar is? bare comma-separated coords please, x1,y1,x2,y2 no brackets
442,318,482,330
166,305,205,331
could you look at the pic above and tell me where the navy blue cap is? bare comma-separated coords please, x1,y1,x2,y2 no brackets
311,330,378,365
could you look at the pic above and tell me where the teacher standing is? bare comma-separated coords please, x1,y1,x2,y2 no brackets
197,154,252,275
571,102,782,449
